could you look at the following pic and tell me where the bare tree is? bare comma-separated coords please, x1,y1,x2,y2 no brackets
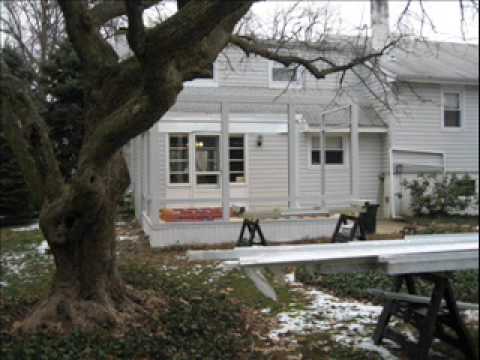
0,0,475,334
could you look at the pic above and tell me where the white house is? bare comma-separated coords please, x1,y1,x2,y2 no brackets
122,3,479,247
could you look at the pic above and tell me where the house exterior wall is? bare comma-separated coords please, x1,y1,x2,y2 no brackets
126,43,478,223
389,83,479,173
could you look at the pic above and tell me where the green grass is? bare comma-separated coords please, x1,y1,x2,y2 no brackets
296,333,382,360
0,229,54,302
297,269,479,304
404,214,479,229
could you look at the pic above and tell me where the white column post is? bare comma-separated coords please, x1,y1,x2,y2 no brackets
221,102,230,221
389,148,396,219
320,114,327,209
350,104,360,200
149,128,162,226
288,104,298,209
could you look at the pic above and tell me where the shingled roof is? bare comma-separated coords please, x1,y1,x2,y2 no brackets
380,40,479,85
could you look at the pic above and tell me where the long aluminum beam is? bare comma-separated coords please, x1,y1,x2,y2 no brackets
187,233,479,262
188,233,479,300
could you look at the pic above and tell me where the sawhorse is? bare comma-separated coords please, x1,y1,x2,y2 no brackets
237,218,267,246
369,273,478,360
331,214,367,243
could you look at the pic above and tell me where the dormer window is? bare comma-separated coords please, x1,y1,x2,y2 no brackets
269,61,302,89
442,91,462,128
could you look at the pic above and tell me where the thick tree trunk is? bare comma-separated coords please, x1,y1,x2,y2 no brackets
14,154,149,334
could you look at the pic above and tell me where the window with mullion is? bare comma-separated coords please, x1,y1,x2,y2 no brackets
311,135,344,165
229,135,245,183
169,134,189,184
443,92,462,128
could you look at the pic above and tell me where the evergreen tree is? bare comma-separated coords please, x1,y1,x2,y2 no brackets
0,48,38,224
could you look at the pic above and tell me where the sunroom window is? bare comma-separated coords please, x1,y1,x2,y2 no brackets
195,135,220,185
443,92,462,128
169,134,189,184
229,135,245,183
311,135,344,165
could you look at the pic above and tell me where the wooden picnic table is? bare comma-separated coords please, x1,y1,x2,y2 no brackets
188,233,479,359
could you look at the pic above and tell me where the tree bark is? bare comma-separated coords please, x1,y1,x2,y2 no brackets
14,153,147,334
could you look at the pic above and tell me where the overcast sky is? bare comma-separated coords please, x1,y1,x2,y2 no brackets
251,1,479,43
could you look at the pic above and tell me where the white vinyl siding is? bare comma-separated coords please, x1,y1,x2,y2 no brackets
248,134,288,209
389,84,478,173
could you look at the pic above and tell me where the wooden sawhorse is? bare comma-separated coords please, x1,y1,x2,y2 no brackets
331,214,367,243
369,273,478,360
237,218,267,246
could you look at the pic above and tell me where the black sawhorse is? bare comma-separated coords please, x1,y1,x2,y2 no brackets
331,214,367,243
237,218,267,246
369,273,478,360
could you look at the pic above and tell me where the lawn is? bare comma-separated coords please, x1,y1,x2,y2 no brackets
1,220,478,359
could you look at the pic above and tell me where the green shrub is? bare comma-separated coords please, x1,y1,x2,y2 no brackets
402,173,478,216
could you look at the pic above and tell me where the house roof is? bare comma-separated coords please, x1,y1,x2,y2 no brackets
379,41,479,85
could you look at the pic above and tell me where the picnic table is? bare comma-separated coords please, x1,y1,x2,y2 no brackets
188,233,479,359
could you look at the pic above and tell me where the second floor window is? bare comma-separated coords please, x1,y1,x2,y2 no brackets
443,92,462,128
269,61,302,89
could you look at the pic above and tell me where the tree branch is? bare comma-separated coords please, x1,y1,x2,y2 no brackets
145,0,253,61
125,0,146,61
79,1,253,168
89,0,160,27
57,0,118,71
0,60,64,205
230,35,402,79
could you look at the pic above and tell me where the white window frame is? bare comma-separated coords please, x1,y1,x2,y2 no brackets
184,62,219,88
268,61,303,89
167,133,191,186
167,132,248,187
308,134,348,169
194,133,221,187
441,88,464,130
229,134,247,185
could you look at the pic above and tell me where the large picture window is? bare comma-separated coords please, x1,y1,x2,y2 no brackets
229,135,245,183
195,135,220,185
169,134,189,184
311,135,344,166
168,134,246,185
443,92,462,128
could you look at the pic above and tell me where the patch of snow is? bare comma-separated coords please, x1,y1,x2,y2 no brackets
36,241,49,255
11,223,39,232
0,281,8,287
269,276,400,359
464,310,479,325
1,253,27,274
117,235,139,242
357,339,399,360
284,272,295,283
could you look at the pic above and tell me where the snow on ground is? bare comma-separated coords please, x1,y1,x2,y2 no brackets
11,223,39,232
1,253,27,274
117,235,139,241
269,274,400,360
36,241,49,255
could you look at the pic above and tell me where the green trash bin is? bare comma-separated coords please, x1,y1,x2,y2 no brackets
360,202,380,234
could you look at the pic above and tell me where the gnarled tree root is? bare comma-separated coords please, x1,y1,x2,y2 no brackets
12,285,167,335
